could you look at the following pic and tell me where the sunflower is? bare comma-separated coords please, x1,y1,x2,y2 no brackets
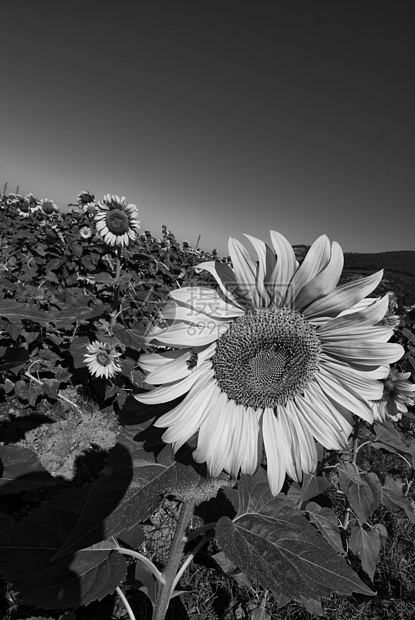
17,202,30,218
95,194,140,247
80,225,92,239
77,190,95,205
84,341,122,379
24,193,38,209
135,232,404,495
83,201,98,216
36,198,59,216
372,367,415,422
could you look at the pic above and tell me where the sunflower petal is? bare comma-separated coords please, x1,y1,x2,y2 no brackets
294,241,344,311
145,343,216,384
194,261,247,308
322,341,404,366
262,408,290,495
269,231,298,307
318,296,389,335
134,362,209,404
286,235,331,307
228,237,261,308
303,270,384,319
244,234,276,306
169,287,245,318
315,370,374,423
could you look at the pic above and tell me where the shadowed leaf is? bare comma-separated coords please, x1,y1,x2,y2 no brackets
382,475,415,523
212,551,253,589
0,445,61,495
0,489,127,608
299,474,328,505
54,426,202,559
0,347,29,371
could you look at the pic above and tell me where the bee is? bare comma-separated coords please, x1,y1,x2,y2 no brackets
186,348,198,370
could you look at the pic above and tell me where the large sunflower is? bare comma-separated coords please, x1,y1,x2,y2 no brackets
95,194,140,247
135,232,404,495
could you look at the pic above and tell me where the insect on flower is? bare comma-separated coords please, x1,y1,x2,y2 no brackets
186,349,199,370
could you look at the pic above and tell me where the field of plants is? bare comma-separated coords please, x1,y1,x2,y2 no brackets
0,190,415,620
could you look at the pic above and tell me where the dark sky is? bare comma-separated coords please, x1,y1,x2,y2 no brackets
1,1,414,255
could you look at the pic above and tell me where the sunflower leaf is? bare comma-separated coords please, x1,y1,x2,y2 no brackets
0,346,29,371
0,426,201,608
299,473,327,505
0,489,127,609
216,473,374,609
349,526,381,581
0,445,61,495
372,421,413,454
0,298,50,324
337,462,377,524
305,502,345,556
52,426,202,559
382,475,415,523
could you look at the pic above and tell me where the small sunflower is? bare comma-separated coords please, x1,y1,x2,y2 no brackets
77,190,95,205
84,201,98,216
372,367,415,422
95,194,140,247
80,225,92,239
17,202,30,218
24,193,39,209
135,231,404,495
84,341,122,379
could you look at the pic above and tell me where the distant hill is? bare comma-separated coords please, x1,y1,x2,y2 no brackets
292,247,415,307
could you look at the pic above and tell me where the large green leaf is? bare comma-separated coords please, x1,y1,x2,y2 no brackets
216,472,374,608
0,299,50,324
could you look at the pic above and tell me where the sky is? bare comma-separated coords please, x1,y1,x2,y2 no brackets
0,1,414,255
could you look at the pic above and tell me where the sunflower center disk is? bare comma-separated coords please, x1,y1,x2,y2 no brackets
212,308,321,409
96,351,111,367
106,210,130,234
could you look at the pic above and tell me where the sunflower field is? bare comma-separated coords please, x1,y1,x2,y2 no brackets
0,191,415,620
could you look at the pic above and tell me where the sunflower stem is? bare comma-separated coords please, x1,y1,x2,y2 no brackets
116,586,136,620
342,417,360,531
111,246,122,329
153,500,195,620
